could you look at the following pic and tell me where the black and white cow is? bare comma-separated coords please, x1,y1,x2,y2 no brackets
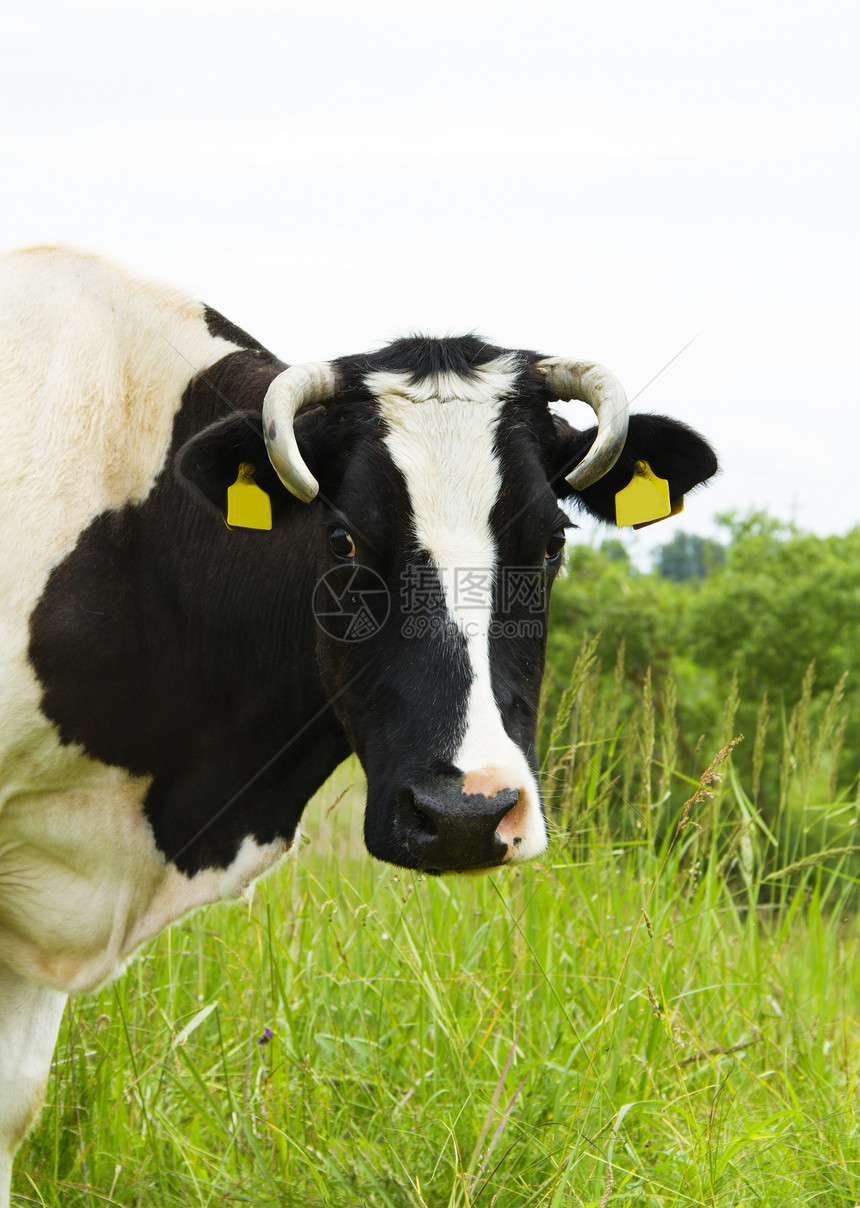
0,247,717,1197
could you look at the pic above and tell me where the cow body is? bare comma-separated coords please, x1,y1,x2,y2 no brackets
0,250,309,996
0,248,717,1200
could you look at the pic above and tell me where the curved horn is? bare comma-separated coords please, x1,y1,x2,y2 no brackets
537,359,629,490
262,362,339,502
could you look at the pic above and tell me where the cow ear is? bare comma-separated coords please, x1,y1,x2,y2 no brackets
175,411,271,523
178,405,345,528
551,413,718,525
175,409,329,525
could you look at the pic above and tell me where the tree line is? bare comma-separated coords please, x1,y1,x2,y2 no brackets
544,513,860,809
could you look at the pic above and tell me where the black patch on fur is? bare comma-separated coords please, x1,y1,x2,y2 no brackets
485,395,567,771
28,347,352,874
203,305,272,355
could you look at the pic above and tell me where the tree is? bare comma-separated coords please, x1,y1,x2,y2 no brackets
654,531,725,581
683,515,860,703
544,515,860,794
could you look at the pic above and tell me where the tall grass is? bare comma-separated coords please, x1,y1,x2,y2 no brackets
16,657,860,1207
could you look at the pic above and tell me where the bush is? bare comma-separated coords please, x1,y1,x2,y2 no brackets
545,514,860,801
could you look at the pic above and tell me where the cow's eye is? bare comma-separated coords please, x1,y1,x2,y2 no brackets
329,527,356,559
546,529,566,561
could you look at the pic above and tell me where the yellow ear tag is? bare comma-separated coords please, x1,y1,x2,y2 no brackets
615,460,672,528
226,463,272,531
633,496,684,531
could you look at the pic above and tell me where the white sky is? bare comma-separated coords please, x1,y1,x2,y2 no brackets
2,0,858,563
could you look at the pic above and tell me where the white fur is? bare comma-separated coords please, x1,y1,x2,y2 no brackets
0,962,66,1208
0,248,281,987
0,763,291,993
0,249,293,1197
370,362,548,863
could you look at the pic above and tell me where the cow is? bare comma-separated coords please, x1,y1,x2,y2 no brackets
0,246,717,1200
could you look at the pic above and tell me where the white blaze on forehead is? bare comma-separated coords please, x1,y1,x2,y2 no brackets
368,355,548,864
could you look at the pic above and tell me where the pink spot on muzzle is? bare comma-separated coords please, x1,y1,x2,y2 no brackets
462,767,529,857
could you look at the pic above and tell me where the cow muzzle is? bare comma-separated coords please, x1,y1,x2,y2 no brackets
398,770,534,874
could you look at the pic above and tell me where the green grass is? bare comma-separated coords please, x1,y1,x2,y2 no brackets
15,659,860,1207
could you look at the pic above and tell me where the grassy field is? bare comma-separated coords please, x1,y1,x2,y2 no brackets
15,656,860,1207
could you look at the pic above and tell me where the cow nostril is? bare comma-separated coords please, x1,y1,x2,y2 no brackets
409,801,438,838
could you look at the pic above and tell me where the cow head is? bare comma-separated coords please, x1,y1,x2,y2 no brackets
178,337,717,874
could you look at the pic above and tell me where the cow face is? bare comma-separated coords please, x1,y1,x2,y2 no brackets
178,337,717,875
